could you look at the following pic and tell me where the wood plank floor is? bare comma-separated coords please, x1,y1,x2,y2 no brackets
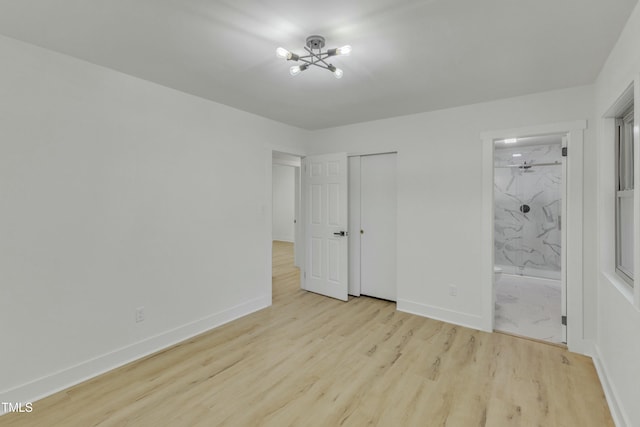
1,241,613,426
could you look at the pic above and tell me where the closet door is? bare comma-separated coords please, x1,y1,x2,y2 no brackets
361,153,397,301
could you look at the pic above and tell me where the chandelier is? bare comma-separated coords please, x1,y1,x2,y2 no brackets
276,35,351,79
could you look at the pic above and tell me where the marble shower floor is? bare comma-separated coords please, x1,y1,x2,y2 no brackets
495,274,563,344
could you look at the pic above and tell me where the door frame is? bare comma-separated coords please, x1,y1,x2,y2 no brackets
481,120,590,354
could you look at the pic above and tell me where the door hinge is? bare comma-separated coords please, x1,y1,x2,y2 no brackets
562,147,568,157
561,315,567,326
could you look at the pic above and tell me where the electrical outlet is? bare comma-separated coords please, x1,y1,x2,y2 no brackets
448,285,458,297
135,306,145,323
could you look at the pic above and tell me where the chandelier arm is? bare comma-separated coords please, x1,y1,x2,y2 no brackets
297,57,332,71
310,63,333,71
297,58,314,66
303,47,332,69
297,53,330,61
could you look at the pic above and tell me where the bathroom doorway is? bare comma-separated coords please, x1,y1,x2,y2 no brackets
493,134,567,344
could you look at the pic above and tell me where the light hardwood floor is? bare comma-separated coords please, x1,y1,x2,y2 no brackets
1,241,613,426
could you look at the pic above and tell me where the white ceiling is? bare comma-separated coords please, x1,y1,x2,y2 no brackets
0,0,636,130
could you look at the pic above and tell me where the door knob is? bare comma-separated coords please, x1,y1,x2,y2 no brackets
333,231,348,237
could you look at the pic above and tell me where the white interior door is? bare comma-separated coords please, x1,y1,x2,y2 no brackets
303,153,349,301
361,153,397,301
561,136,568,343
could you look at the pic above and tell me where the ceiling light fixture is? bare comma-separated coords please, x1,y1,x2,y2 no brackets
503,138,518,144
276,35,350,79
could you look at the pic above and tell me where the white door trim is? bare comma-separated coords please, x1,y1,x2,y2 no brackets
561,136,568,343
348,156,362,296
481,120,589,355
294,166,302,267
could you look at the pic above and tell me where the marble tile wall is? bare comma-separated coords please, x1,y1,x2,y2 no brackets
494,143,562,279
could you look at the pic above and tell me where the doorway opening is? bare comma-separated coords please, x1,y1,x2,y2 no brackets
272,152,302,299
492,134,567,345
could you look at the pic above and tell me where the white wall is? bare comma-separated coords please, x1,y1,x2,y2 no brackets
594,2,640,426
272,164,295,242
304,86,597,336
0,34,305,406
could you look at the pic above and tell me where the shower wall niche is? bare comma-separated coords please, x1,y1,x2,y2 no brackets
494,142,562,280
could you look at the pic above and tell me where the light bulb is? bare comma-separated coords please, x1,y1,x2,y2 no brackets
276,47,291,59
290,65,301,76
336,45,352,56
290,64,308,76
334,68,344,79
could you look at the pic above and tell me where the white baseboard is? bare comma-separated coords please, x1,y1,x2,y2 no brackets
397,299,484,331
272,237,294,243
0,296,270,416
592,345,630,427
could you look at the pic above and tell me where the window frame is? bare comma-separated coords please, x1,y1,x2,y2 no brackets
615,106,635,287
